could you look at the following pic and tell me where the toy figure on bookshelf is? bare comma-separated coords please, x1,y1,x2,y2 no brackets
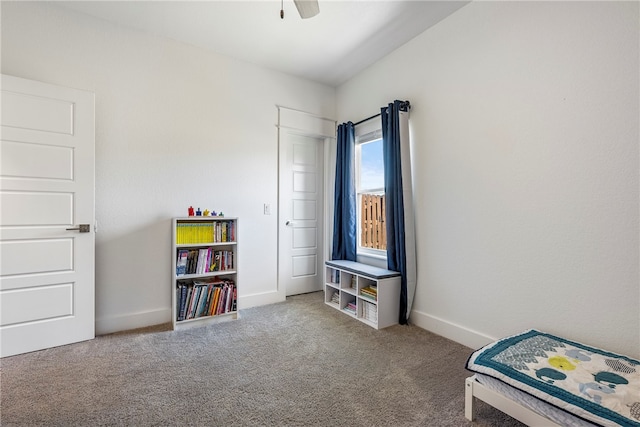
196,208,202,216
211,211,217,216
188,206,195,216
203,209,210,216
218,212,224,217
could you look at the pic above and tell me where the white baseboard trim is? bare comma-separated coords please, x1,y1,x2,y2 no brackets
96,299,493,348
409,309,497,350
95,292,286,335
239,290,285,309
96,308,170,336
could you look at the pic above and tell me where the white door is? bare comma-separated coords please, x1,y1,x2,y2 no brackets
279,131,324,296
0,74,95,358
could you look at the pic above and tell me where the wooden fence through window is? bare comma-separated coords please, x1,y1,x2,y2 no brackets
361,194,386,250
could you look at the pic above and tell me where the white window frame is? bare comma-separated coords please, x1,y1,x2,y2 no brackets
355,121,387,260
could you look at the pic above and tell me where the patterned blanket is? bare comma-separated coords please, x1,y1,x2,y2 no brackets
466,330,640,427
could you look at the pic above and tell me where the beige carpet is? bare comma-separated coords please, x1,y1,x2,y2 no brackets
1,291,521,426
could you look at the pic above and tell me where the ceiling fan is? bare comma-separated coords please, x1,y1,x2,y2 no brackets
280,0,320,19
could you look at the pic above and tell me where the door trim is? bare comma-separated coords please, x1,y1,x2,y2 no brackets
276,106,335,299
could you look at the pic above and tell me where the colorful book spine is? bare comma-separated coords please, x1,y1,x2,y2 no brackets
360,286,377,301
176,279,240,319
176,222,216,244
176,250,188,276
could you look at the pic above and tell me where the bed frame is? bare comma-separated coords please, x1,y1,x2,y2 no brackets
465,376,562,426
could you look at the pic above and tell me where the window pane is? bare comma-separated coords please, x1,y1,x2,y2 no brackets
360,193,386,250
360,139,384,190
357,138,386,252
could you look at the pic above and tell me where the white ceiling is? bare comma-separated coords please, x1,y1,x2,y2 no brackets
56,1,470,87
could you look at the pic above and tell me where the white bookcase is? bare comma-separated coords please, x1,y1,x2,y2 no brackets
172,217,238,330
324,260,401,330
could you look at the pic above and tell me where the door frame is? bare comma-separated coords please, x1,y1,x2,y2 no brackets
276,106,335,299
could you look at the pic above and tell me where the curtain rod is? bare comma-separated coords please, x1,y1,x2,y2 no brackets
351,100,411,127
353,113,380,127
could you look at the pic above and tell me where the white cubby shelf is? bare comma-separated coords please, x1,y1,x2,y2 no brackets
324,260,400,330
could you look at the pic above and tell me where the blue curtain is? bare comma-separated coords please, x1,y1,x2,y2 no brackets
332,122,357,261
382,100,412,324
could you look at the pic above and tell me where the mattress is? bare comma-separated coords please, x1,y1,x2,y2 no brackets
466,330,640,427
473,373,599,426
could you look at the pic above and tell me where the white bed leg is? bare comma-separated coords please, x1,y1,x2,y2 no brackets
464,375,564,427
465,377,475,421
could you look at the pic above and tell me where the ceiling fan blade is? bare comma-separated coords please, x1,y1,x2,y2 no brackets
293,0,319,19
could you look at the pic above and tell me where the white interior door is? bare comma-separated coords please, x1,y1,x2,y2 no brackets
0,74,95,357
279,131,324,296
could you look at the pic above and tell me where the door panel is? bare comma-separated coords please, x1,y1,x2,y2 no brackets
293,171,316,192
1,239,73,276
2,191,74,225
293,199,316,220
0,74,95,357
279,131,324,296
293,227,316,248
1,140,74,179
1,283,74,326
1,90,74,134
292,254,317,277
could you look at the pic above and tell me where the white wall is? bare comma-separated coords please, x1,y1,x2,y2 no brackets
1,2,335,334
337,1,639,357
3,1,638,358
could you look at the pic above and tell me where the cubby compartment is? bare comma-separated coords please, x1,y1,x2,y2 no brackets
359,299,378,326
325,283,340,307
340,271,357,295
324,260,400,330
358,276,378,302
327,267,340,286
340,292,357,317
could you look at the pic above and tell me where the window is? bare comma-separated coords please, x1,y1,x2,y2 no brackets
355,124,386,256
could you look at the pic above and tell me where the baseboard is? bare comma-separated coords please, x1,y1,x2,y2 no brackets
96,308,170,336
239,290,285,310
98,298,490,345
409,309,496,350
95,292,286,335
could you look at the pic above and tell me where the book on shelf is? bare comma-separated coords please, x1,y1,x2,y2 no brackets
360,286,377,301
176,220,236,245
176,250,188,276
329,268,340,284
361,300,377,321
232,286,237,312
196,283,211,317
343,302,357,315
176,279,237,322
211,250,234,272
176,222,214,244
185,285,199,319
176,248,235,276
330,291,340,305
177,282,189,321
213,285,222,315
196,249,206,275
213,221,235,243
210,286,220,316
